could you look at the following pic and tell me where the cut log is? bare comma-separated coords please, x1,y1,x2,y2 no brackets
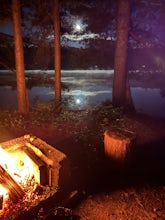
23,146,49,186
104,128,136,162
0,165,25,203
2,144,22,153
0,195,3,209
25,142,54,166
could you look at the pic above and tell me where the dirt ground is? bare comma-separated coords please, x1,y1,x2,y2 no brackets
0,112,165,219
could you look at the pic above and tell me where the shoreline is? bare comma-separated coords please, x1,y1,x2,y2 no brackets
0,69,114,74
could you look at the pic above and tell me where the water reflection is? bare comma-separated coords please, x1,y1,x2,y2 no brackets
0,86,17,108
0,70,165,118
131,87,165,118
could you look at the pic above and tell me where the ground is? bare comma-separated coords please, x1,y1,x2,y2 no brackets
0,110,165,220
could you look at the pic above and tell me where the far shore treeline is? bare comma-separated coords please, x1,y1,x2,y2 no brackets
0,34,165,72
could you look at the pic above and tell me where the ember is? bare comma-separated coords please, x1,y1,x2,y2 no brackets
0,134,68,219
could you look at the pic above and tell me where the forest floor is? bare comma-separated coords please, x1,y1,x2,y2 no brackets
0,106,165,220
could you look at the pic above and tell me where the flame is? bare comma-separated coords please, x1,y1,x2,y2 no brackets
0,185,8,197
0,146,35,188
0,146,14,173
0,143,45,212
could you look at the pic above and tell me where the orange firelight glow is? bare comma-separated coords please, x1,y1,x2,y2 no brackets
0,185,8,198
0,146,36,195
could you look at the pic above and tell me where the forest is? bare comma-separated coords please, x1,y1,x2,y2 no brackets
0,0,165,71
0,0,165,114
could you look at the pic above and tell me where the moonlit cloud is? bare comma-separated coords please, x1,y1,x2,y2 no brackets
47,32,99,43
62,33,99,41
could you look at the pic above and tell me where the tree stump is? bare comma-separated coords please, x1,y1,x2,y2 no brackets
104,128,136,163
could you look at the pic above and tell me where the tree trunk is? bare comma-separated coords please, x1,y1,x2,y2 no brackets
125,76,135,112
12,0,29,114
54,0,61,103
112,0,132,109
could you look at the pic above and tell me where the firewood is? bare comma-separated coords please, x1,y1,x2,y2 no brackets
2,144,22,153
0,195,3,209
0,165,25,203
23,147,48,185
25,142,54,166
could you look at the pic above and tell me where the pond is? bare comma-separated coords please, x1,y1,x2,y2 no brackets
0,70,165,118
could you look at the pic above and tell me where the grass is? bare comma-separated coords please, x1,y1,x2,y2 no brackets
0,100,123,129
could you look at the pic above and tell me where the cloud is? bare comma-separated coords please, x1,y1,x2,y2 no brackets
62,33,99,41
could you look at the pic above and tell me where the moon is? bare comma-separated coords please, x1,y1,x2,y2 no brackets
75,24,81,31
73,19,86,33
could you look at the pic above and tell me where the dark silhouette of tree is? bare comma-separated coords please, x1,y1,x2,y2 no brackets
112,0,134,111
23,0,62,104
12,0,29,114
54,0,61,103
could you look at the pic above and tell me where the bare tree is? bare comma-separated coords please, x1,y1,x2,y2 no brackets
112,0,134,111
54,0,61,104
12,0,29,114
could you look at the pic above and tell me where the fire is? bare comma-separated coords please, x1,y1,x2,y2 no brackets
0,146,13,172
0,146,35,191
0,135,60,219
7,150,35,184
0,185,8,197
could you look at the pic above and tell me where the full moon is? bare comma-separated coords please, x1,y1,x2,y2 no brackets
73,19,87,33
75,24,81,31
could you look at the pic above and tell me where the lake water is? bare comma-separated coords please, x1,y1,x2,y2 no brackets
0,70,165,118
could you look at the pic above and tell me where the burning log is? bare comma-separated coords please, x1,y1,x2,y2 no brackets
3,144,22,153
0,195,3,209
25,142,54,166
0,135,71,219
0,165,25,203
23,146,49,185
0,134,70,190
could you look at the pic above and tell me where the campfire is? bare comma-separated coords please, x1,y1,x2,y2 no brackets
0,134,68,219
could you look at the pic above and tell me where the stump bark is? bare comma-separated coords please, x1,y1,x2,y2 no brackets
104,128,136,162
